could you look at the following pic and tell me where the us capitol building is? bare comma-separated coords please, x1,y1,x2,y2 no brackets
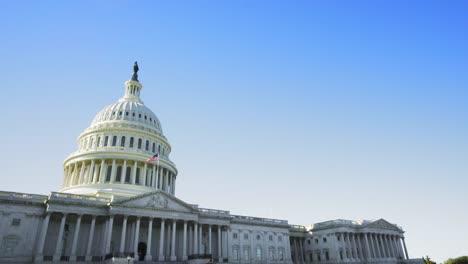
0,63,422,264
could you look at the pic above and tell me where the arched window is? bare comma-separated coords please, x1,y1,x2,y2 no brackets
125,167,131,183
121,136,126,147
112,136,117,146
138,138,142,149
106,165,112,182
89,137,94,148
116,166,122,182
158,145,161,154
145,140,149,151
129,137,134,148
152,142,155,153
104,136,109,147
97,137,101,147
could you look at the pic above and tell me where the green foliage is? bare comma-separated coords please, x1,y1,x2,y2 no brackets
444,256,468,264
423,256,436,264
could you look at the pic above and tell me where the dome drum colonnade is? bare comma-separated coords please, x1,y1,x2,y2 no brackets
60,67,178,197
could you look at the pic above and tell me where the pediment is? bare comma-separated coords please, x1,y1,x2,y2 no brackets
112,191,195,213
363,219,402,232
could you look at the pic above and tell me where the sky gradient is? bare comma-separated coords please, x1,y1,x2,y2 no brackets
1,1,467,262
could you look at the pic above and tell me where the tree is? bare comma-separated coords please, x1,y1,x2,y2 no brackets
423,256,436,264
444,256,468,264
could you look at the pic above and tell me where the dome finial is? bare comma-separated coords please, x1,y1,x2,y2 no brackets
132,61,139,81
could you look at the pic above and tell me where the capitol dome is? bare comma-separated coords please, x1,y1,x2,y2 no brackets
61,62,177,198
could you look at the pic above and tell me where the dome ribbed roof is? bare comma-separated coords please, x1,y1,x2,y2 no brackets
90,99,163,133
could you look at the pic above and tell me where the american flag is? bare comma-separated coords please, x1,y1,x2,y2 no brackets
147,153,159,162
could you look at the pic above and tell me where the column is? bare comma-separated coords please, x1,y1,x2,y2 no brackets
194,222,199,255
391,235,398,258
34,213,51,260
183,221,188,261
132,161,137,184
199,224,203,254
158,168,163,190
92,162,99,184
105,216,114,254
208,225,212,255
218,225,222,260
387,235,393,258
384,235,390,258
382,235,389,258
356,234,363,260
172,177,176,194
393,236,402,259
133,217,141,258
53,213,68,261
142,163,148,186
146,218,153,261
69,164,77,186
188,225,193,255
164,170,168,192
70,214,82,261
99,160,106,184
152,165,157,188
85,216,96,261
121,160,127,184
110,159,116,182
120,215,128,253
402,237,409,259
159,219,165,261
87,160,95,184
378,234,385,258
171,220,177,261
78,161,86,184
224,227,229,260
364,233,371,260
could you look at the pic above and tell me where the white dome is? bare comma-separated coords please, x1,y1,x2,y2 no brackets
61,66,177,198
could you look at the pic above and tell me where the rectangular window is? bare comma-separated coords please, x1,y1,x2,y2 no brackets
244,233,249,240
11,218,21,226
97,137,101,147
278,236,282,242
104,136,108,146
121,136,125,147
233,233,238,239
244,249,249,260
145,140,149,151
269,235,273,241
233,248,239,260
112,136,117,146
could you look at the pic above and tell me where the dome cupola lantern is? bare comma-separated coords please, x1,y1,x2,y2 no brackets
60,62,177,199
124,61,143,101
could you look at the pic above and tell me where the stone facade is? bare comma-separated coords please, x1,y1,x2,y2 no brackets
0,66,422,264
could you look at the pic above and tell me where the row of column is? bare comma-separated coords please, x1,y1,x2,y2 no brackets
338,232,409,262
291,237,305,264
34,212,227,262
63,159,176,194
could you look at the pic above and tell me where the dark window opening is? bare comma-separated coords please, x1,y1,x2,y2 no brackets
116,166,122,182
129,137,134,148
125,167,131,183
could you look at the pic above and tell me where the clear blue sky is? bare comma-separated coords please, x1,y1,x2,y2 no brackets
1,1,467,262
